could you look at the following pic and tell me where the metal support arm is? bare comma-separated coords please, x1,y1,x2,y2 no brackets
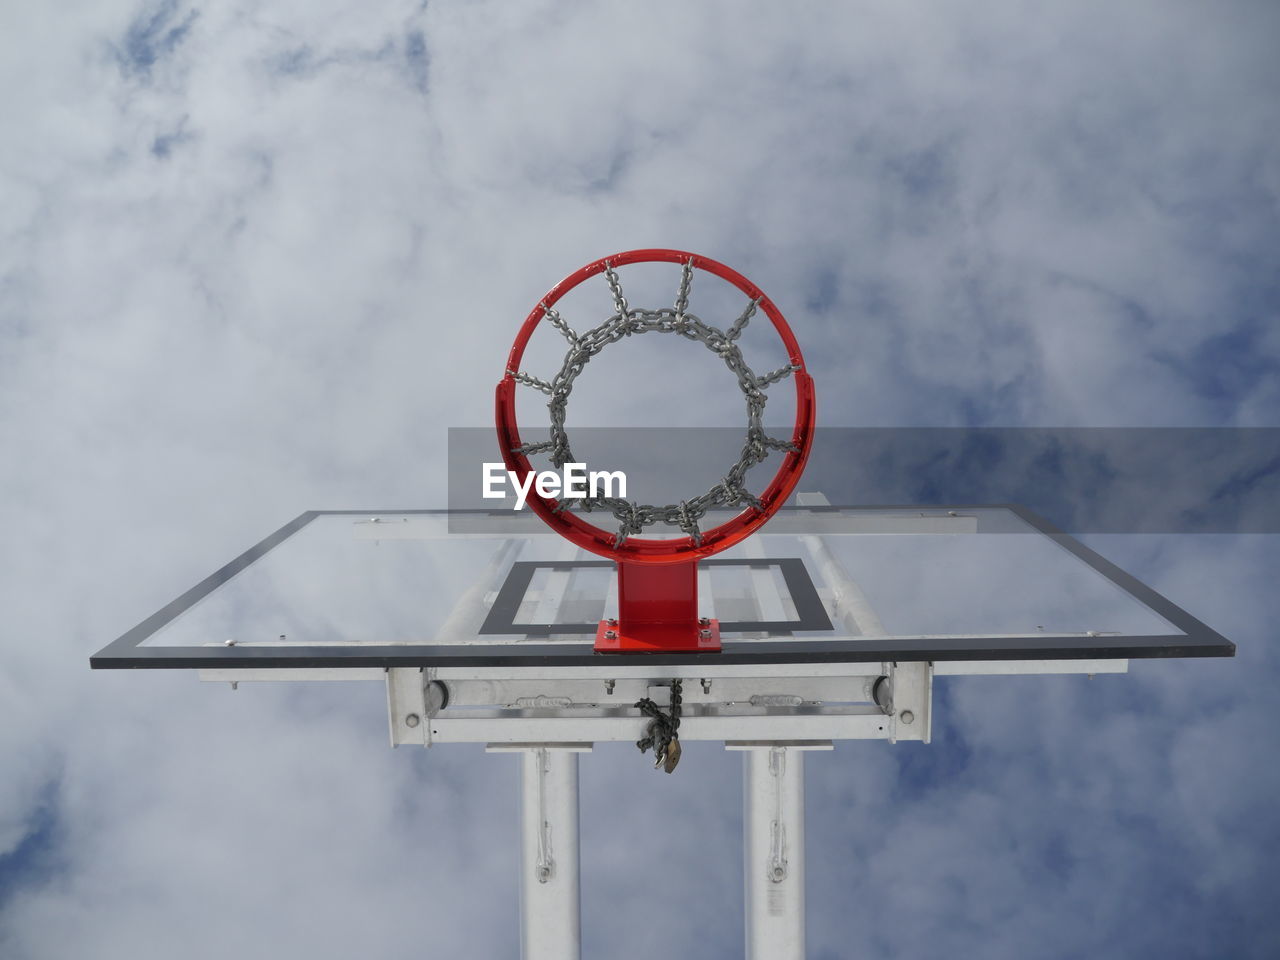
732,741,831,960
484,745,585,960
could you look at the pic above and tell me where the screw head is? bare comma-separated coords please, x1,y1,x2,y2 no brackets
900,710,915,725
405,714,421,728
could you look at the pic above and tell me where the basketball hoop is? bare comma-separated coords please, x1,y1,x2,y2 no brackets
496,249,815,652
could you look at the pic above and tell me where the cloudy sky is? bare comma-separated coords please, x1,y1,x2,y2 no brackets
3,1,1278,957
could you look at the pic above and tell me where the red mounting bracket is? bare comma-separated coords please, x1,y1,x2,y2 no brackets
593,560,722,653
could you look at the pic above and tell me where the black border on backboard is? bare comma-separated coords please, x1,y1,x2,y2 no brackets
478,558,833,636
89,506,1236,670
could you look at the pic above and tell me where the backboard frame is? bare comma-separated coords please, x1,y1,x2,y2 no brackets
89,504,1235,670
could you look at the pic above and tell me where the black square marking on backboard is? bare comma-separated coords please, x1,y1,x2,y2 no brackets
478,558,834,637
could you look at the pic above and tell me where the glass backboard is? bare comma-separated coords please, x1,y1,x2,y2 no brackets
90,505,1233,670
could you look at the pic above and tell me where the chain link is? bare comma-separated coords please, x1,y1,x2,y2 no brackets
674,258,694,320
636,679,682,773
541,302,578,345
510,262,800,545
603,262,629,317
509,369,554,395
726,297,760,342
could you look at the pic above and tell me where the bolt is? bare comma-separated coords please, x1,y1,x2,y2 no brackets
900,710,915,725
605,679,616,695
405,714,421,728
537,865,552,883
223,638,236,646
607,618,618,626
770,866,786,882
699,629,712,640
701,678,711,694
699,617,710,625
605,630,618,640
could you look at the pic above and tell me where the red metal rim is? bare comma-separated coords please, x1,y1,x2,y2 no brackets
496,248,815,563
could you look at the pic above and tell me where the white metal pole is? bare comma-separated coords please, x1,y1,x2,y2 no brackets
520,747,581,960
744,746,805,960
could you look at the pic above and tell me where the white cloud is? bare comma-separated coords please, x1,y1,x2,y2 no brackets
1,0,1277,956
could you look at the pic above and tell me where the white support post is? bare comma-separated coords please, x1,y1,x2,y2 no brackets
519,747,581,960
743,746,807,960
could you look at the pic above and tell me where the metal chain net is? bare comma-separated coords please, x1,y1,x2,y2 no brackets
508,259,799,547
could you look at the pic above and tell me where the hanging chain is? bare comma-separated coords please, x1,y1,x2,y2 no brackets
509,260,801,546
635,679,683,773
